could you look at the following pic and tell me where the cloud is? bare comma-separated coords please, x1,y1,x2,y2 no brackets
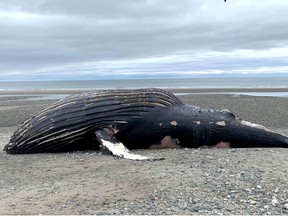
0,0,288,80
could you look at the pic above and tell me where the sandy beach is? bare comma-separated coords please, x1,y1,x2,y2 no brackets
0,89,287,215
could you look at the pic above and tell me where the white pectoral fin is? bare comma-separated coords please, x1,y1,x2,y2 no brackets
95,128,163,161
101,139,151,160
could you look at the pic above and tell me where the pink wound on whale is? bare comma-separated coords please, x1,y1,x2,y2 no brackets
214,141,230,148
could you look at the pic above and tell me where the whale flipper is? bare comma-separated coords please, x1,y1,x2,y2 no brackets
95,128,163,161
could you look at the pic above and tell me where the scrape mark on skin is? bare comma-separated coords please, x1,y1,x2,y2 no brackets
114,120,128,124
112,127,119,134
214,141,230,148
159,123,162,127
107,125,119,134
241,120,270,131
150,136,181,149
170,121,177,126
193,121,201,125
216,121,226,126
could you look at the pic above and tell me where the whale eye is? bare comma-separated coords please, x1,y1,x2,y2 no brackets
221,109,236,118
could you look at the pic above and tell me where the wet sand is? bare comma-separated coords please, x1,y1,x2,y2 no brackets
0,89,287,215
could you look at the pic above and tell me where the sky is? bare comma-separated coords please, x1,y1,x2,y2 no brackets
1,0,288,81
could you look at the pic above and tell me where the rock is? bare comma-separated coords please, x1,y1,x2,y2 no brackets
9,202,16,207
274,187,279,193
271,198,278,206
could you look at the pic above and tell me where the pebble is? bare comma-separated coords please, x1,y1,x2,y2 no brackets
271,198,278,206
9,202,16,207
284,203,288,209
250,200,257,205
274,187,279,193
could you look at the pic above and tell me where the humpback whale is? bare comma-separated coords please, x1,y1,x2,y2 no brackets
4,88,288,160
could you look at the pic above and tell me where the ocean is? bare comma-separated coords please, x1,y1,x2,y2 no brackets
1,77,288,91
0,77,288,99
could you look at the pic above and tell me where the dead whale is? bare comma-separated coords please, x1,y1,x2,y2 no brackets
4,88,288,160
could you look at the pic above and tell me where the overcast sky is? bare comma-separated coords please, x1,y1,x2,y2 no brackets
1,0,288,81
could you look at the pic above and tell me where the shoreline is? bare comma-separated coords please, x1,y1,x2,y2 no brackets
0,88,287,101
0,87,288,95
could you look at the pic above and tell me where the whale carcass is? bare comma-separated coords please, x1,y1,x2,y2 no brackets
4,88,288,160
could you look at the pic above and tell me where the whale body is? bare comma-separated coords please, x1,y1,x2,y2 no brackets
4,88,288,160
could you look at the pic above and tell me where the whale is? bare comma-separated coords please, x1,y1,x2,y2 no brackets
4,88,288,160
